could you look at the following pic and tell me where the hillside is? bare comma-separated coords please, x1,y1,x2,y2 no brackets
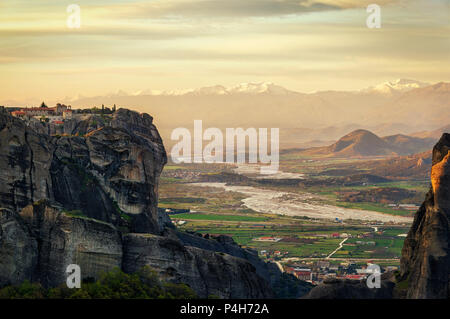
381,134,435,155
361,150,432,180
300,129,434,157
410,124,450,139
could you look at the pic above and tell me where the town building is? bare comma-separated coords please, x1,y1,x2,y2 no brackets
293,268,312,281
253,236,282,242
11,103,71,119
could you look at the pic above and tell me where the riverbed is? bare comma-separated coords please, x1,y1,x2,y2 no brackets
190,182,413,224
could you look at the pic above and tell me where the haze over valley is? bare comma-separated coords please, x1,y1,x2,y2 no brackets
21,79,447,150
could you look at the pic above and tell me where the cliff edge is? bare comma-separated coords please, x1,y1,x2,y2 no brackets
0,107,299,298
399,133,450,298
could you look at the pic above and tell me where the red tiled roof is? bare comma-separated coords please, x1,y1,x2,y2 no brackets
345,275,365,280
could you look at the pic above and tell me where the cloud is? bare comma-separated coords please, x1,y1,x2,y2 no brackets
104,0,404,20
313,0,399,9
0,0,447,102
105,0,342,19
0,25,205,40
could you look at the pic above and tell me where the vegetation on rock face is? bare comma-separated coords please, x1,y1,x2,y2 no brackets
62,209,87,218
0,267,197,299
61,157,99,191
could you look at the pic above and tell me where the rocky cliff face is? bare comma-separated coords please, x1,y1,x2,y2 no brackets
122,232,273,298
0,107,287,298
0,201,123,287
399,133,450,299
0,110,53,213
303,276,396,299
0,108,166,233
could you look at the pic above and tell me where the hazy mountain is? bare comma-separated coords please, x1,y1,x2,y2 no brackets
110,82,298,97
186,82,297,96
278,122,429,150
382,134,436,155
358,150,433,180
410,124,450,140
104,79,429,97
373,82,450,129
18,80,449,150
300,129,436,157
361,79,430,95
303,130,396,157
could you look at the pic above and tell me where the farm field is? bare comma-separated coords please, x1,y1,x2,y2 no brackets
176,218,408,260
171,213,268,222
159,155,422,266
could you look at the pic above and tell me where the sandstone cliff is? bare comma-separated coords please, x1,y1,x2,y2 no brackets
0,108,166,233
0,202,122,287
399,133,450,298
122,232,273,298
0,107,292,298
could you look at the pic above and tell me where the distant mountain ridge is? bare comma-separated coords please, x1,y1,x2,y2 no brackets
186,82,297,96
109,82,298,97
4,80,448,150
99,79,432,97
361,79,430,95
302,129,436,157
410,124,450,140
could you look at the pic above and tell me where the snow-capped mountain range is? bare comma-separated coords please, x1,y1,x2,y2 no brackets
100,79,432,97
4,79,443,107
362,79,431,95
127,82,296,97
3,79,448,150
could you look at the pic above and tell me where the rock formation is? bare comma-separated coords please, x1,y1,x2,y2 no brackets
122,232,273,298
0,107,297,298
0,201,122,287
0,108,166,233
304,276,395,299
399,133,450,298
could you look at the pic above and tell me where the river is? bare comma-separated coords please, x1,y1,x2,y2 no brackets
190,182,413,224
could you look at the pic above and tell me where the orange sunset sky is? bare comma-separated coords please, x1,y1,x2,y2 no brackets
0,0,449,105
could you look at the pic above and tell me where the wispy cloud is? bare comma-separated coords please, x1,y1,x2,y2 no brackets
0,0,447,102
100,0,341,19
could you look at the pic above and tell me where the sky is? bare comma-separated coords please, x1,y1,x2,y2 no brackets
0,0,449,105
